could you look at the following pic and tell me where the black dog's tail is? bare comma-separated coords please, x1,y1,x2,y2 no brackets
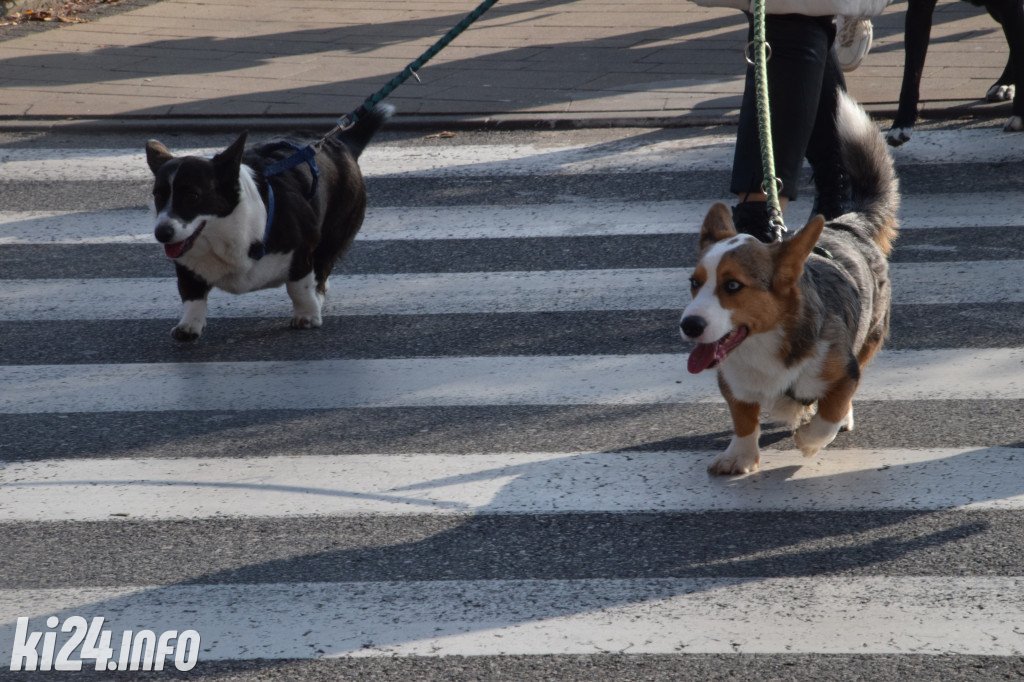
835,89,900,256
338,104,394,160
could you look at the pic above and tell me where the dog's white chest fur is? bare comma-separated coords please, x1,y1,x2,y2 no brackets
719,329,829,406
175,166,293,294
212,252,293,294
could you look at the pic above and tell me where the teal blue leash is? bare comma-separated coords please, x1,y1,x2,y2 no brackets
319,0,501,145
255,0,500,259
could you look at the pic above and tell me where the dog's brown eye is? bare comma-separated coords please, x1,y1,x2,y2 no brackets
689,277,702,290
723,279,744,293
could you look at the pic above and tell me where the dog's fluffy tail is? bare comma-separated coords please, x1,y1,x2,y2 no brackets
836,89,900,256
339,103,395,160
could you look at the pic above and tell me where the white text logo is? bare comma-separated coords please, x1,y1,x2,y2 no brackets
9,616,200,672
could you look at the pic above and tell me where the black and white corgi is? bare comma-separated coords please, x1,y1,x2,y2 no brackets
680,91,900,475
144,104,392,341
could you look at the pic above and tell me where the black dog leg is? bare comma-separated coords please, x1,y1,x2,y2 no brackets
986,58,1014,101
988,0,1024,130
172,263,212,342
888,0,939,146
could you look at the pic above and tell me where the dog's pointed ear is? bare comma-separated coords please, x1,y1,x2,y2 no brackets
213,132,247,173
773,215,824,289
145,140,174,175
699,202,737,251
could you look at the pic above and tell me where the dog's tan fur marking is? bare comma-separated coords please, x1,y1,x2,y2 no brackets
821,346,855,384
817,346,859,423
817,377,858,425
698,203,738,252
871,221,898,258
857,313,889,369
690,263,708,291
719,376,761,438
772,216,824,293
714,254,784,335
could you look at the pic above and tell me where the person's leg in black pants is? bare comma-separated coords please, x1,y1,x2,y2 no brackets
730,14,845,242
806,35,850,221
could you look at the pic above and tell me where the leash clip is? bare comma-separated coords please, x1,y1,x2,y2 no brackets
315,114,357,149
335,114,357,132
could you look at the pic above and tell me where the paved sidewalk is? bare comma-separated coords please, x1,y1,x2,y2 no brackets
0,0,1017,129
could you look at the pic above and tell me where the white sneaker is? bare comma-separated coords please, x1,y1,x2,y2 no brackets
835,16,872,72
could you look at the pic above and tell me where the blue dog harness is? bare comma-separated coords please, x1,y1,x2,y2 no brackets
252,142,320,260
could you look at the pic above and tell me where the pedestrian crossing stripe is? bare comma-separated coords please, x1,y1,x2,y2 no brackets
2,447,1023,521
2,192,1023,244
1,259,1022,321
1,129,1021,181
2,577,1022,659
2,348,1023,414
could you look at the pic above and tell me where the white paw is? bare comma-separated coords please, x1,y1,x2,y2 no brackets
886,127,911,147
170,322,203,342
708,432,761,476
770,396,817,430
840,404,854,433
287,274,322,330
1004,115,1024,132
793,415,842,458
172,300,207,342
708,453,760,475
987,83,1015,102
289,314,323,330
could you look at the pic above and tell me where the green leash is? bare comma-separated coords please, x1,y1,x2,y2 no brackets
748,0,786,237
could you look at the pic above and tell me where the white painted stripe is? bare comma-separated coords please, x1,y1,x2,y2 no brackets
895,192,1024,229
895,259,1024,305
0,130,1015,181
0,203,709,245
1,348,1022,414
0,270,687,320
0,139,729,182
2,447,1023,521
0,210,153,245
359,140,734,177
1,355,702,413
1,260,1020,321
2,577,1022,658
17,259,1024,317
1,194,1019,245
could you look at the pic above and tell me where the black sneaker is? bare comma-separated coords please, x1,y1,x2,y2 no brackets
732,201,783,243
809,155,851,221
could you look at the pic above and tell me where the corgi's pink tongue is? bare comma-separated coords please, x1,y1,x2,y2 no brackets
164,240,187,259
687,341,719,374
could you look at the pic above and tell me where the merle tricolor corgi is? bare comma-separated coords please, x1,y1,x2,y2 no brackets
145,104,392,341
680,91,899,475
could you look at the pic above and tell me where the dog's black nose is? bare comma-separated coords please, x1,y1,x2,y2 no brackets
154,223,175,244
680,316,707,339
